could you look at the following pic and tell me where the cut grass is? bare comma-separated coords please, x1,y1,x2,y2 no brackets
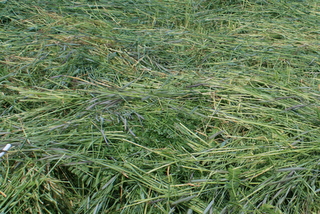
0,0,320,213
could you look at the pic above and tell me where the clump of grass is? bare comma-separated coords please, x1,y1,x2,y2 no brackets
0,0,319,213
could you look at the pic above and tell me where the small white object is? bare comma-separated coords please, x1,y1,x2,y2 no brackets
0,144,12,158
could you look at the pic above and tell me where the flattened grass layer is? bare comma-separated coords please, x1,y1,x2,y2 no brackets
0,0,319,213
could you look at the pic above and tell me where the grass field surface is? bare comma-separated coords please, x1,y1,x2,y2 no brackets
0,0,320,213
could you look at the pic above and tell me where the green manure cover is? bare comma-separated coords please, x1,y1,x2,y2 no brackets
0,0,319,213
